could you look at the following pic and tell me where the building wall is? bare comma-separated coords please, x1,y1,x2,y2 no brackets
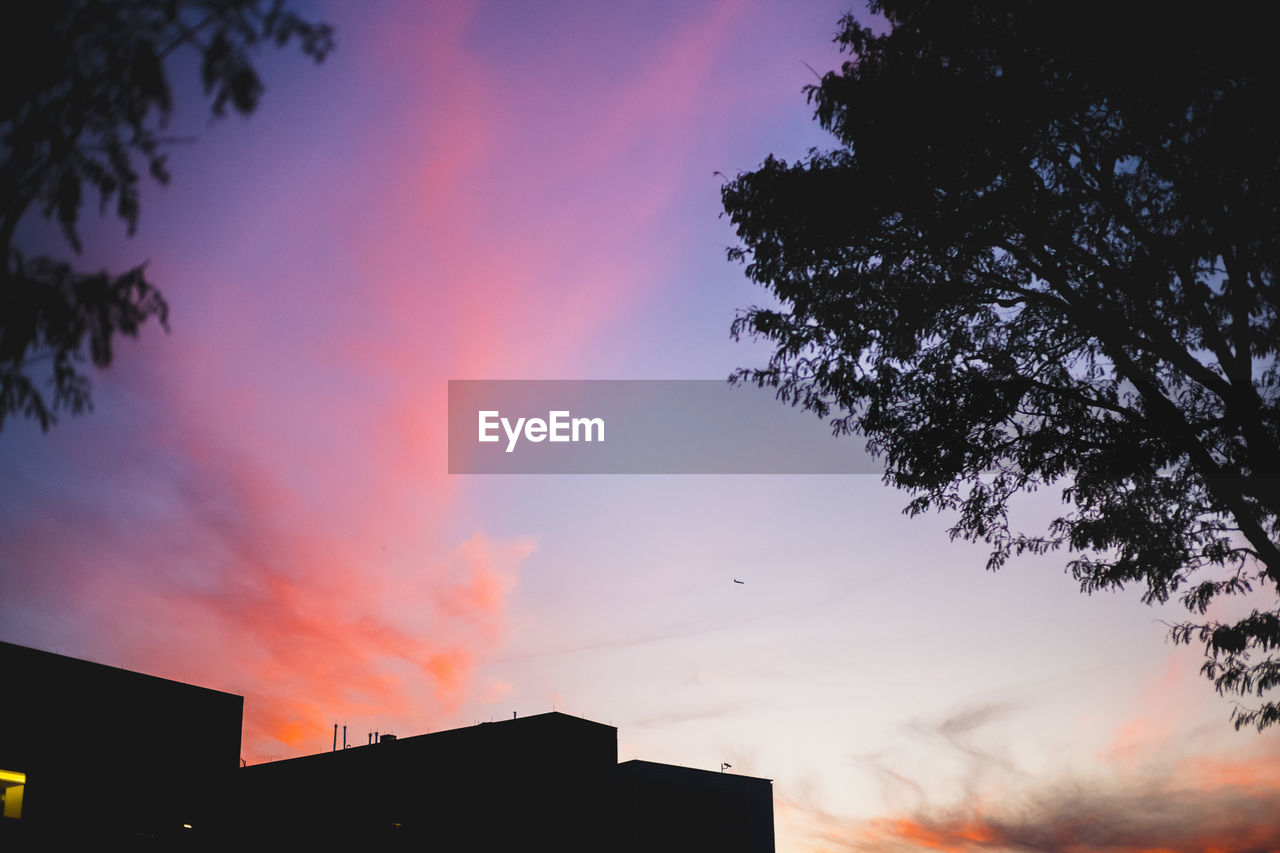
235,712,619,850
1,642,775,851
611,760,775,853
234,714,775,852
0,641,243,847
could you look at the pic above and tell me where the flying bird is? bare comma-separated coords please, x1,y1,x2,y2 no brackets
733,579,744,584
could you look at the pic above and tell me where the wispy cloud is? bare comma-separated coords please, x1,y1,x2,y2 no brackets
934,703,1021,740
782,696,1280,853
849,776,1280,853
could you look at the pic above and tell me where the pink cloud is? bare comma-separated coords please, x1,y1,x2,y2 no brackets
1,0,766,769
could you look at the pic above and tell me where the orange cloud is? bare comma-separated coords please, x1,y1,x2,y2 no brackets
480,678,512,705
801,782,1280,853
1181,752,1280,790
779,691,1280,853
0,0,758,775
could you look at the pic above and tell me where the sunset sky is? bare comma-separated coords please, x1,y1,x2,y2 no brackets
2,2,1278,850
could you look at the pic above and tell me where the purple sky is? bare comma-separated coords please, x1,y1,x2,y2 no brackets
2,2,1278,850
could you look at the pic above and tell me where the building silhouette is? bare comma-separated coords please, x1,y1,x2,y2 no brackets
0,640,241,848
1,641,774,850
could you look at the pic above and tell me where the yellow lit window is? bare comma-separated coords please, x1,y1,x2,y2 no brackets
0,769,24,820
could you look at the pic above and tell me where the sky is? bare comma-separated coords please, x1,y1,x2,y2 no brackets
2,2,1279,851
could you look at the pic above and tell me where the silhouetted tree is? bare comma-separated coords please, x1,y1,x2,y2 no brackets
722,1,1280,728
1,0,332,430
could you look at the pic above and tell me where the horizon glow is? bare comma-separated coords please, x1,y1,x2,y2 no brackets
2,2,1278,851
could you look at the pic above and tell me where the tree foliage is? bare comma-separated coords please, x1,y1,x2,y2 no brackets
722,1,1280,728
1,0,333,430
